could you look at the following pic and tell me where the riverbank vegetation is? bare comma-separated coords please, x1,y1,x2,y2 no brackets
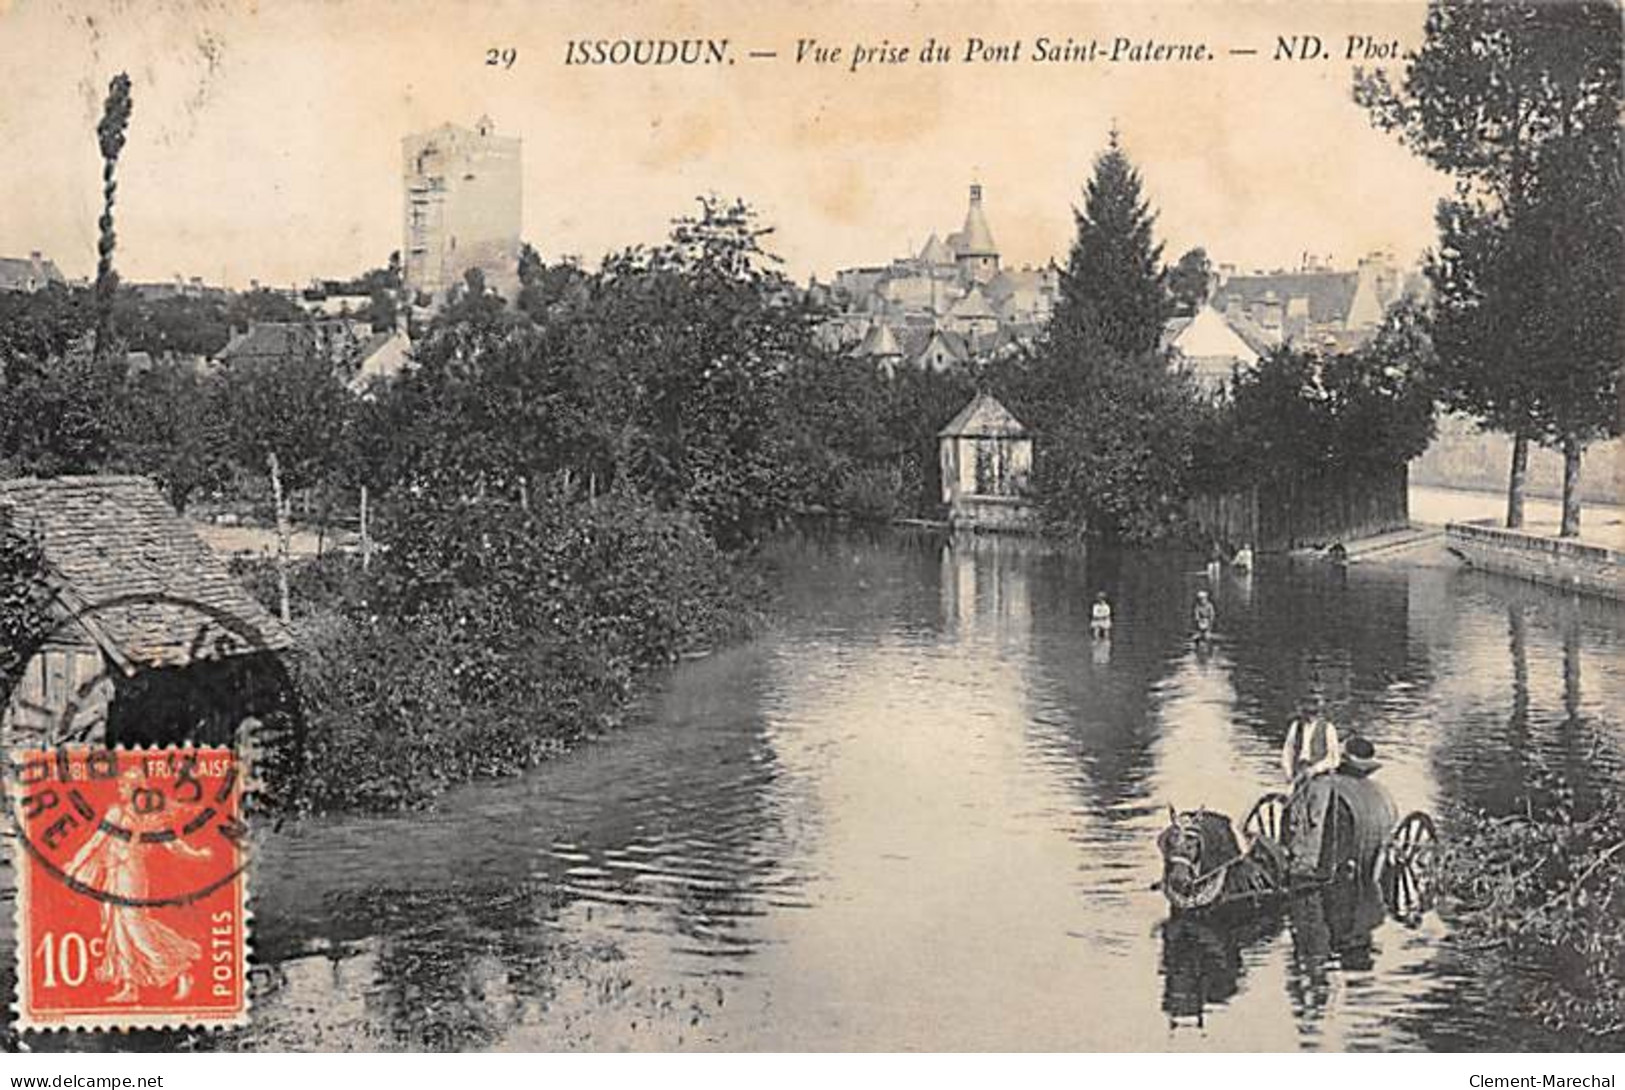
983,132,1435,544
1439,766,1625,1043
983,132,1206,543
1189,302,1439,500
232,199,809,810
231,493,755,812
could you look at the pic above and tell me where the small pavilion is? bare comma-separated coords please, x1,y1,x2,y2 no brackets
937,393,1036,531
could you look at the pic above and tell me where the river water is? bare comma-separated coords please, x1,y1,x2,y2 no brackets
10,528,1625,1051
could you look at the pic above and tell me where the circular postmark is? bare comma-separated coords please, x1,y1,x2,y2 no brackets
6,588,289,745
6,745,248,910
1,588,292,907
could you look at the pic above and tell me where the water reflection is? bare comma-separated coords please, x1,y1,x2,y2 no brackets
5,530,1622,1052
1159,909,1281,1027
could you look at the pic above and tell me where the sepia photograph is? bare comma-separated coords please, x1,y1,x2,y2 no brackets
0,0,1621,1065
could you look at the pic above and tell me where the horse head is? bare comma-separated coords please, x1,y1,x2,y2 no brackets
1156,805,1244,911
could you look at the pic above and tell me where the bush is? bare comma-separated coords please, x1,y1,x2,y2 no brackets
1439,767,1625,1042
993,334,1205,543
835,465,902,523
228,551,365,620
259,491,757,813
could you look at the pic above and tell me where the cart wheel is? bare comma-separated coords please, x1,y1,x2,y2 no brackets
1381,811,1439,925
1243,792,1291,845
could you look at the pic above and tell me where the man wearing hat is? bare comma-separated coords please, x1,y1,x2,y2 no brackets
1338,735,1381,778
1281,714,1394,883
1281,710,1344,881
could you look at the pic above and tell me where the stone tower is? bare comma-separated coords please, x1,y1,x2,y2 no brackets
402,115,522,307
954,183,1000,285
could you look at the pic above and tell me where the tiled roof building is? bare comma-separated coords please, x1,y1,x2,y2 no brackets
0,252,66,293
829,183,1057,372
1171,252,1424,395
0,476,293,669
216,319,412,393
1208,251,1412,351
0,476,294,748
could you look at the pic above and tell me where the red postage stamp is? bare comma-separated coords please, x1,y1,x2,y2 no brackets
7,746,250,1031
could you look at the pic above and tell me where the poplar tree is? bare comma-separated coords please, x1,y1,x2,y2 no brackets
93,73,133,361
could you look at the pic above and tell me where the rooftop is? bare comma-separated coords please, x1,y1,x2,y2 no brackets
0,253,65,291
956,184,998,257
0,476,293,671
939,392,1029,438
1211,270,1361,327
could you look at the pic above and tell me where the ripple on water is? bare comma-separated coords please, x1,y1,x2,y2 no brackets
212,536,1625,1052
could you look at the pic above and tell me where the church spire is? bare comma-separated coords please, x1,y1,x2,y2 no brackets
955,181,999,285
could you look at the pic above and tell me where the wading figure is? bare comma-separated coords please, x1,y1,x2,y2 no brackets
1090,592,1114,639
1192,589,1216,642
64,768,211,1003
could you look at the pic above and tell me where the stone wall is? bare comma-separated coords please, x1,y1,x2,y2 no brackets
1412,414,1622,504
1446,521,1624,602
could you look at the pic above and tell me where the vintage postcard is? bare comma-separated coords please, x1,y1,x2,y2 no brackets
0,0,1620,1060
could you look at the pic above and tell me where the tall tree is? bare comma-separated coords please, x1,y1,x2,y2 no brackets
1520,127,1622,537
1356,1,1622,533
1166,247,1213,318
1001,131,1201,542
587,197,820,547
0,287,121,478
113,361,229,511
93,73,133,361
1057,129,1169,359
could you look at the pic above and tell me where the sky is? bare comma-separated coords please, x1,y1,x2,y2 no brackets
0,0,1453,289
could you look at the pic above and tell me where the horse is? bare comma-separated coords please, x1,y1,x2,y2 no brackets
1155,807,1286,912
1158,773,1402,913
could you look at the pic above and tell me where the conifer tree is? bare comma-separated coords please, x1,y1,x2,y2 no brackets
999,131,1201,543
1057,129,1168,359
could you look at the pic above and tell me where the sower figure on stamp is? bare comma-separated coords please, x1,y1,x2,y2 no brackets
64,766,213,1003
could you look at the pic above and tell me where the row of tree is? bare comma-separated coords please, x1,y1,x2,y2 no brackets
0,133,1430,564
995,0,1622,542
10,0,1619,560
1356,0,1621,535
